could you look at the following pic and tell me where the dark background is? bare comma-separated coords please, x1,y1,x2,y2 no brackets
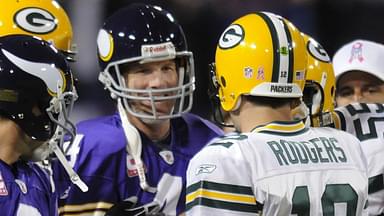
58,0,384,122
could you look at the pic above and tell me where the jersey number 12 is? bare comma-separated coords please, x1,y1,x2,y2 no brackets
291,184,358,215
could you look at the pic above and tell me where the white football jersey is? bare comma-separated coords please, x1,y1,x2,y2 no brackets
186,121,368,216
334,103,384,215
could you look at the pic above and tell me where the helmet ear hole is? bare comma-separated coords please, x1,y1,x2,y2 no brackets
331,86,335,97
220,76,226,88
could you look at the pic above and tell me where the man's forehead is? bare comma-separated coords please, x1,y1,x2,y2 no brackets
130,59,176,68
338,70,384,86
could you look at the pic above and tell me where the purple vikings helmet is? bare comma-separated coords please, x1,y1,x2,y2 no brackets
97,3,195,120
0,34,76,142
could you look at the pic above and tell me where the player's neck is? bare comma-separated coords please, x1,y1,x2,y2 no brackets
127,114,171,141
236,103,293,132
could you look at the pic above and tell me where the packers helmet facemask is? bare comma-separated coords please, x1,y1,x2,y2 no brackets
302,34,335,127
0,0,76,61
211,12,307,113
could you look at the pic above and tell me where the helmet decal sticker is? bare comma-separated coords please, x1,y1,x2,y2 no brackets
307,39,330,63
257,67,265,80
141,42,176,59
14,7,57,34
97,29,114,62
2,49,65,95
261,12,292,84
243,67,254,79
219,24,244,49
295,71,305,81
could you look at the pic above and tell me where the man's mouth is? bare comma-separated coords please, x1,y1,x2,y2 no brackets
139,101,171,115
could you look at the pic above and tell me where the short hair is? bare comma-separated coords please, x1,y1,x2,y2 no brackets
243,95,299,109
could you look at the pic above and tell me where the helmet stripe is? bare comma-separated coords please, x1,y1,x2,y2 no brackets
281,18,294,84
260,12,290,84
257,12,280,83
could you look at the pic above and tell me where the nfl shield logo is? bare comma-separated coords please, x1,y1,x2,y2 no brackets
243,67,253,79
159,150,174,165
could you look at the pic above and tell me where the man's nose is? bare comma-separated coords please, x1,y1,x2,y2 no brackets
148,70,166,88
351,87,364,102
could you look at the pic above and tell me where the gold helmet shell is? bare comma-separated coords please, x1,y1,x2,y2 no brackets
0,0,76,60
214,12,307,111
303,34,335,115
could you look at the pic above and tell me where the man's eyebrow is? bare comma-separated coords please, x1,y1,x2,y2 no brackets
363,82,383,87
338,86,353,90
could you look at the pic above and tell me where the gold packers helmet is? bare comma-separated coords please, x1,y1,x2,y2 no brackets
0,0,76,61
212,12,307,112
302,34,335,126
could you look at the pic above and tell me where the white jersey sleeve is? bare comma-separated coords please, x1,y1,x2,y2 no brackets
186,121,368,216
335,103,384,215
186,133,260,216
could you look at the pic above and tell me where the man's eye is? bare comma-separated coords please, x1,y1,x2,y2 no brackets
337,88,353,97
366,86,381,94
132,68,150,74
162,66,176,72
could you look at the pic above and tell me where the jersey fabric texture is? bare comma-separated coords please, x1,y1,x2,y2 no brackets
186,120,368,215
0,160,57,216
332,103,384,215
54,112,223,216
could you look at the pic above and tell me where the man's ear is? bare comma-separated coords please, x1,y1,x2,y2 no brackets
290,98,301,109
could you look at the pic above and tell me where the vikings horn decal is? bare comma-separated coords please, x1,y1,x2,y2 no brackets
2,49,65,95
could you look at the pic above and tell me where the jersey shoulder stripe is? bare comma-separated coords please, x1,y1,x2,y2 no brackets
368,174,384,194
252,120,308,136
186,180,260,213
58,201,113,215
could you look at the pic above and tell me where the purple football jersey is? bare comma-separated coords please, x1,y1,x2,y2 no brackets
0,160,57,216
55,113,223,215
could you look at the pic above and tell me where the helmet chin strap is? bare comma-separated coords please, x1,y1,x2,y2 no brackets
47,82,88,192
49,129,88,192
117,99,157,193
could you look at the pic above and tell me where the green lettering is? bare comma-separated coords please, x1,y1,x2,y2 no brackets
320,137,338,163
329,138,347,162
281,140,299,164
309,138,328,163
301,141,319,163
267,141,289,165
290,141,309,164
